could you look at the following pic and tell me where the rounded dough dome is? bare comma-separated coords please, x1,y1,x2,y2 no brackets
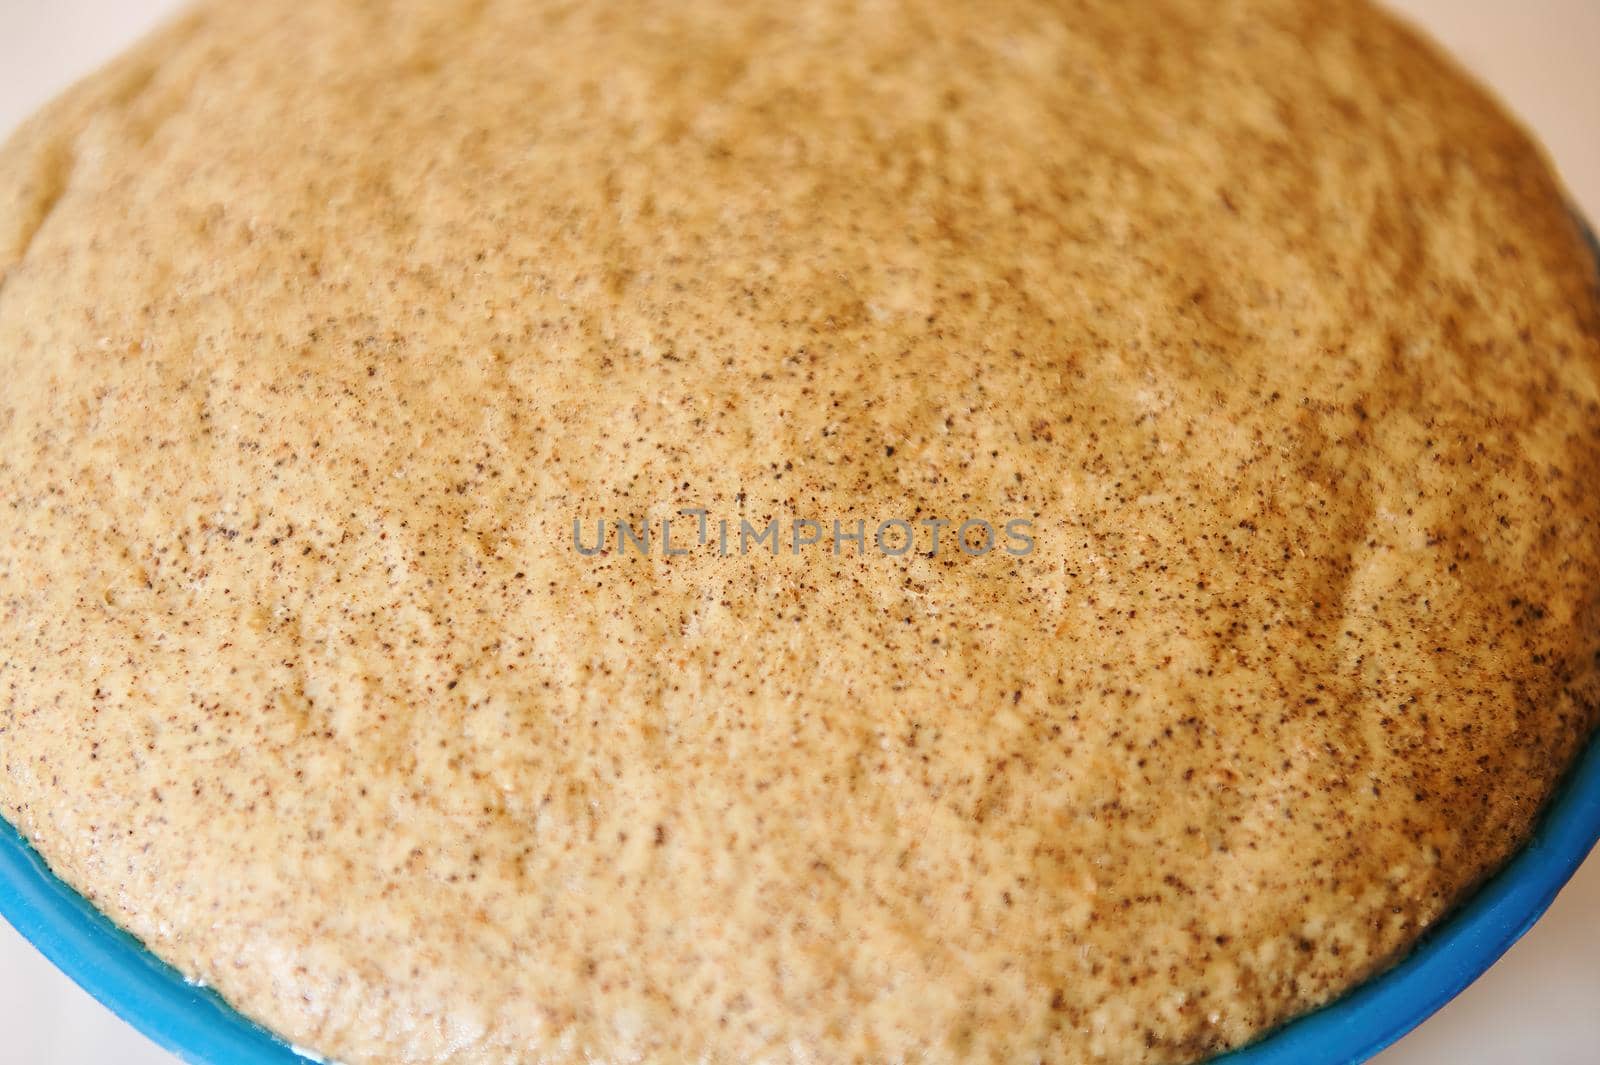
1,1,1598,1063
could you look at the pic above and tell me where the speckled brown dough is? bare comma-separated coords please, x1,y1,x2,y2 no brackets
2,1,1599,1062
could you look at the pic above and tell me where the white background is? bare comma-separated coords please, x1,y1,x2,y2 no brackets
1,2,1597,1062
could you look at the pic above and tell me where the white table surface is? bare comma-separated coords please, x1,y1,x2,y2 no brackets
1,2,1597,1062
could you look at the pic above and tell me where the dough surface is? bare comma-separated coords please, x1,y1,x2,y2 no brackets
2,1,1598,1062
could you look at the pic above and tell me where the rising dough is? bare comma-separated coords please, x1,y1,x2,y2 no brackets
2,1,1598,1062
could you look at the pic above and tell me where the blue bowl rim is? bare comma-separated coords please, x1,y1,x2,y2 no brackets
2,219,1599,1065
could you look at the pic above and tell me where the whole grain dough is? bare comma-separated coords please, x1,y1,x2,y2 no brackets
2,1,1599,1062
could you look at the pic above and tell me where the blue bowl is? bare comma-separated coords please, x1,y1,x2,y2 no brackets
3,219,1599,1065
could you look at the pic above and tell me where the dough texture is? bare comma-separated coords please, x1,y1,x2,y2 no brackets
2,1,1598,1062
